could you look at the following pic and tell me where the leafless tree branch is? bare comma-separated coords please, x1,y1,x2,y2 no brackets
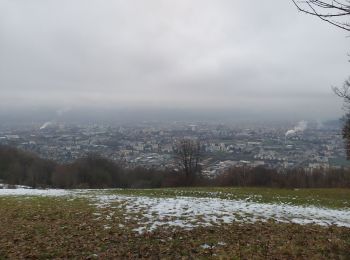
292,0,350,31
333,78,350,104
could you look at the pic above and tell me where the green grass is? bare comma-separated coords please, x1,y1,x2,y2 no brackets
105,187,350,209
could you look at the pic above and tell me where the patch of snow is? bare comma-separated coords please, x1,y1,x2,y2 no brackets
103,225,111,230
0,189,349,233
200,244,212,249
133,226,146,234
90,195,350,232
0,188,71,196
0,183,32,189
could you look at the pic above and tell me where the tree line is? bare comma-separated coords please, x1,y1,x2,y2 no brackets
0,145,349,189
213,166,350,188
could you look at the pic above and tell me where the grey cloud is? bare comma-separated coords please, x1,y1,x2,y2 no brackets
0,0,348,120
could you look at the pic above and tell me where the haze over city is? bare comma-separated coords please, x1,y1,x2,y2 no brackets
1,1,350,258
0,0,349,122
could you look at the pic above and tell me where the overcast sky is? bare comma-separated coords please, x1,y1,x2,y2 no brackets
0,0,349,121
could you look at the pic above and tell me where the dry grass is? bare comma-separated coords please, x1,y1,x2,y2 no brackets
0,196,349,259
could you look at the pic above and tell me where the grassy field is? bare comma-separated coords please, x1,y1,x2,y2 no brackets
106,187,350,209
0,188,349,259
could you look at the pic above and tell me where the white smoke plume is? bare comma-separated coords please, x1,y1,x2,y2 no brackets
39,121,53,130
285,120,308,137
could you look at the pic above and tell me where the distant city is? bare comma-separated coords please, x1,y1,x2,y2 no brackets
0,119,348,177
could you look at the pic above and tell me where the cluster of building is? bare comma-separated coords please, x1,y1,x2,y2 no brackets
0,120,348,177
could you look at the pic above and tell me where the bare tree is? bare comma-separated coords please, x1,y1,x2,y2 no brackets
292,0,350,31
342,113,350,159
333,79,350,158
333,77,350,101
173,138,201,184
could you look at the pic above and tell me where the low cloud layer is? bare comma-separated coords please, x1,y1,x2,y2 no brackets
0,0,349,120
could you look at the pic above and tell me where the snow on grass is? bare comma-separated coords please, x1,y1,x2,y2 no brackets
0,183,32,189
0,188,349,232
0,188,72,196
90,194,350,232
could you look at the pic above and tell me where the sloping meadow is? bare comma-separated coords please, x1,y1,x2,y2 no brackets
0,187,349,258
